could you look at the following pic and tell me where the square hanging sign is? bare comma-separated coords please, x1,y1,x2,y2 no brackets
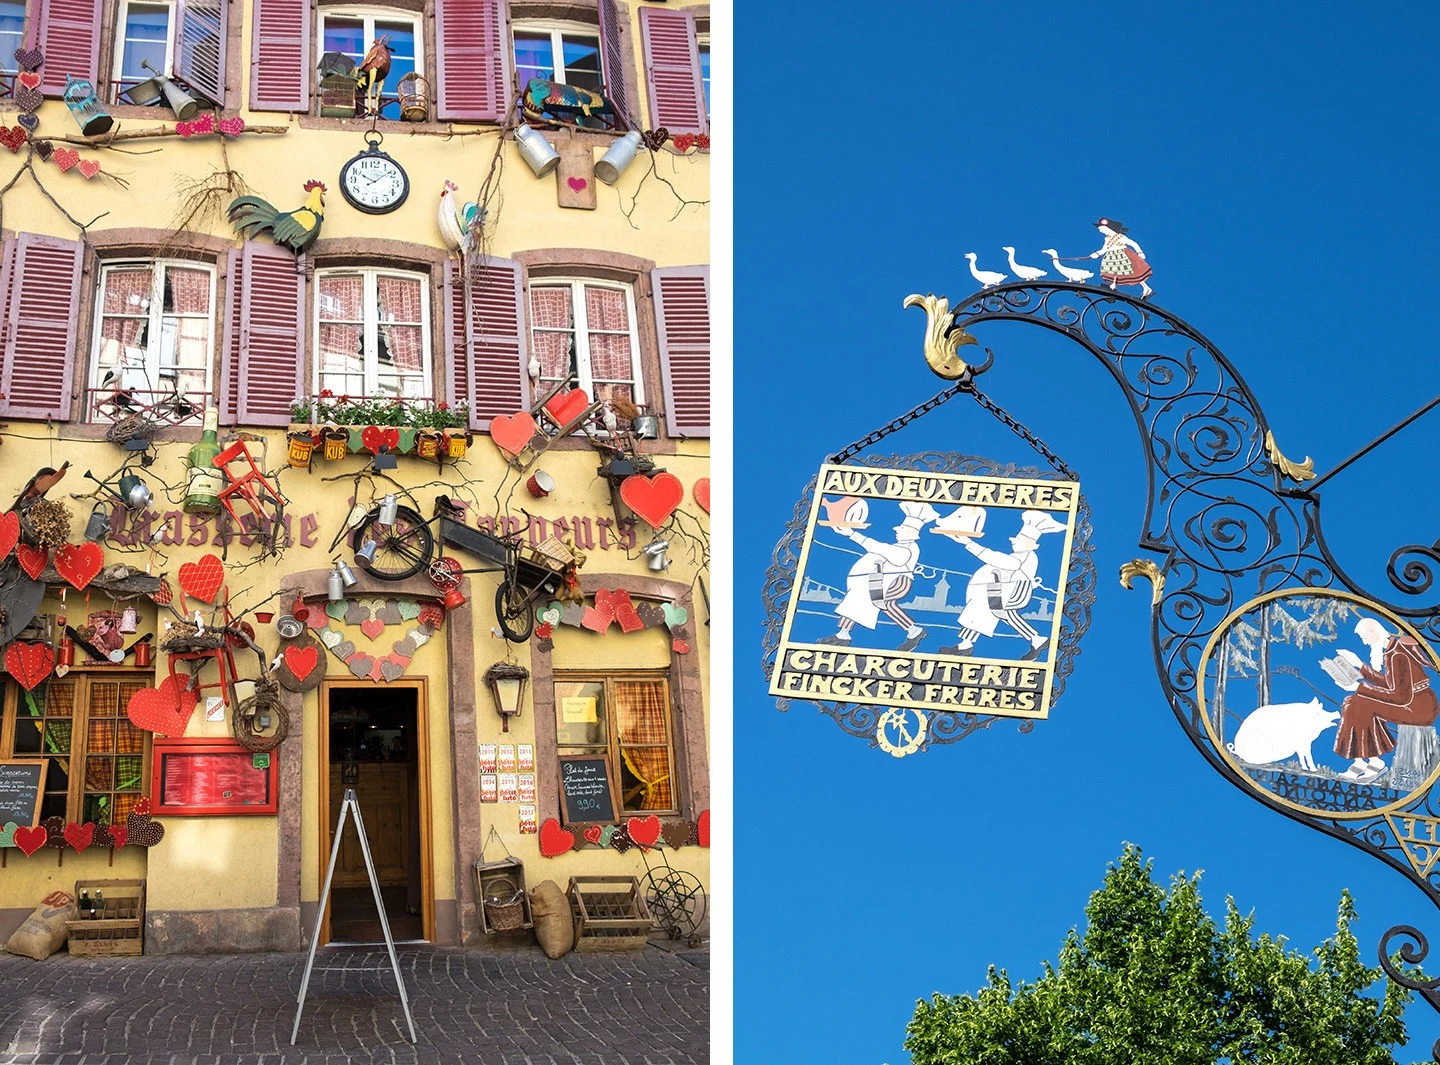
765,456,1096,755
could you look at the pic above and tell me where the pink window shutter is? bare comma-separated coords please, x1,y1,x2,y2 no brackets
640,8,706,135
250,0,310,111
33,0,103,96
442,259,470,409
173,0,228,106
465,258,527,430
435,0,509,122
652,266,709,438
218,248,244,425
235,244,305,426
598,0,632,126
0,234,83,420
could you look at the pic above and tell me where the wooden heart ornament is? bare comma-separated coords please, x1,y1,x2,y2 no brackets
0,126,22,153
360,618,385,641
5,641,54,691
277,634,326,693
63,822,95,853
16,543,48,580
125,812,164,847
538,818,575,858
544,388,591,427
697,809,710,847
0,822,15,847
13,824,46,856
178,553,225,604
54,541,104,590
693,477,710,514
361,425,401,454
662,821,694,849
581,594,615,634
610,589,644,634
108,824,128,849
91,823,114,849
490,412,536,457
0,510,19,557
582,824,604,845
620,473,685,528
126,675,198,736
285,643,318,680
626,815,662,850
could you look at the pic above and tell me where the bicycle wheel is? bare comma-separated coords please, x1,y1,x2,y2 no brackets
355,505,433,581
494,580,535,642
640,867,707,939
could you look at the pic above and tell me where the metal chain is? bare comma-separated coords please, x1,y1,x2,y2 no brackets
828,376,1079,482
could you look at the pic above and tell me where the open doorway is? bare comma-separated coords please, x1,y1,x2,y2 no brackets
319,680,433,945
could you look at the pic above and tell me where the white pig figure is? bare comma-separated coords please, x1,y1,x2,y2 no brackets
1228,697,1341,772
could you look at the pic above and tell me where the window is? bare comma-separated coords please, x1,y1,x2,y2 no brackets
0,675,152,826
513,20,603,93
554,673,675,816
529,279,643,411
112,0,174,101
696,34,709,118
0,0,22,79
89,260,216,424
320,7,421,120
315,268,432,399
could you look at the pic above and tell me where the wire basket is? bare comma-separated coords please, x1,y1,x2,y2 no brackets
481,875,526,932
397,72,428,122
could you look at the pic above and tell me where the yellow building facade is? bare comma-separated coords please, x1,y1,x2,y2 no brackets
0,0,709,952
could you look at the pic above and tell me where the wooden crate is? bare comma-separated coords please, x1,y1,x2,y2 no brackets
67,878,144,956
474,856,533,934
568,875,654,952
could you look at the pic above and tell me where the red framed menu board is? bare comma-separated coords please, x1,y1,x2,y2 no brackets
150,739,279,816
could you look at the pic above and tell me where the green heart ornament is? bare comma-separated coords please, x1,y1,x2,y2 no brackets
397,599,421,620
662,603,688,629
327,600,349,622
0,822,16,848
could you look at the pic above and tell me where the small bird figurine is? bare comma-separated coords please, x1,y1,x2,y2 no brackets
357,33,393,115
228,181,326,254
527,354,542,384
1002,246,1048,282
964,253,1007,289
601,403,618,434
10,461,70,512
1042,249,1094,283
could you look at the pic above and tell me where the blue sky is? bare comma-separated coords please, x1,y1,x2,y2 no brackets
736,4,1440,1061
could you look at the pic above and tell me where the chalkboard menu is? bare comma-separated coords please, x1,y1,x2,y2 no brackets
0,760,47,828
558,754,618,825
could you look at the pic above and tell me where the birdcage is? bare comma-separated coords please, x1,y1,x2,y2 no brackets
319,73,359,118
397,73,428,122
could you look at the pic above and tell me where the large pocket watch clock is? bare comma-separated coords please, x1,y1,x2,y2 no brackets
339,132,410,214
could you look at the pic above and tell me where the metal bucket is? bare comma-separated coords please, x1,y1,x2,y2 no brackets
514,125,560,177
596,130,644,185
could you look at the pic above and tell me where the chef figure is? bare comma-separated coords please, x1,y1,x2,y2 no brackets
938,509,1066,660
816,501,939,651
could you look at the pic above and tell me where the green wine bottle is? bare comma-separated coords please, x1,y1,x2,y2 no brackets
184,406,224,513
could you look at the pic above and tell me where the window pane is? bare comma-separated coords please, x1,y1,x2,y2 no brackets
588,333,634,384
377,323,425,374
699,46,709,114
514,33,555,85
0,2,23,75
319,273,364,320
103,266,153,314
554,681,606,746
561,35,602,92
322,17,365,60
376,275,423,323
120,4,171,84
164,266,210,315
585,286,629,331
530,287,574,380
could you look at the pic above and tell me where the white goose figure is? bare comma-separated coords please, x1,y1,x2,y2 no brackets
1002,246,1047,282
1042,248,1094,283
965,253,1006,289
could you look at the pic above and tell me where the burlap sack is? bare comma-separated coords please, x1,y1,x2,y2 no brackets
529,880,574,959
5,890,75,960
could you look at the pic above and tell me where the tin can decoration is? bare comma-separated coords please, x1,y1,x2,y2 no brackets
287,431,316,468
415,430,441,460
526,470,554,498
323,429,349,461
445,432,469,459
133,639,152,667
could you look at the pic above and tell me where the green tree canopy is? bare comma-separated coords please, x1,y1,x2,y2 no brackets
904,845,1413,1065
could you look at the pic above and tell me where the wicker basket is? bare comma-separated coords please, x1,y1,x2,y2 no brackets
534,536,575,568
67,878,145,956
568,875,654,952
481,876,526,932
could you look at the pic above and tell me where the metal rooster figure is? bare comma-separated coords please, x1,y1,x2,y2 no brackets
357,34,392,116
908,279,1440,1057
227,180,326,254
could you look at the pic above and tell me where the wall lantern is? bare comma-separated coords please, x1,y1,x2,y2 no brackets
595,130,644,185
483,662,530,733
514,125,560,178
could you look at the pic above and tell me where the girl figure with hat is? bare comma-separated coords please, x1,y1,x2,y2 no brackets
938,508,1067,660
1089,218,1153,298
817,501,939,652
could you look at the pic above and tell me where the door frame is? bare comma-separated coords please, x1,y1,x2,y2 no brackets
317,676,435,945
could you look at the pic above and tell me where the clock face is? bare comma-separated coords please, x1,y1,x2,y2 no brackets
341,149,408,213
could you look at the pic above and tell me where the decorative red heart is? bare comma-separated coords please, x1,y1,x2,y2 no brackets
620,472,685,528
5,642,53,690
581,595,615,634
126,675,197,736
582,824,603,845
52,147,78,172
544,388,591,427
218,115,245,136
0,510,19,558
538,818,575,858
361,425,400,453
567,176,587,191
178,553,225,603
125,813,165,847
535,621,554,639
16,71,39,90
671,638,690,654
134,797,152,816
490,411,535,457
191,112,215,134
672,133,696,152
63,822,95,852
54,541,103,590
16,543,48,579
77,158,100,179
0,126,23,153
152,578,174,605
693,478,710,514
610,589,644,634
697,809,709,847
108,824,128,849
13,825,46,856
626,815,661,850
176,120,194,137
360,618,385,641
284,644,319,680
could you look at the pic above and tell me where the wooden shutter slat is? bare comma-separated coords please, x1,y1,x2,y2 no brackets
0,234,82,420
443,259,469,409
33,0,103,96
435,0,508,122
219,248,243,425
465,258,526,430
640,8,706,135
173,0,228,106
652,266,709,438
598,0,631,126
236,245,304,426
250,0,310,111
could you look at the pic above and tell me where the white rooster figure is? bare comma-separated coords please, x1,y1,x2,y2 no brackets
1002,247,1047,282
437,180,484,254
1042,249,1094,283
964,252,1006,289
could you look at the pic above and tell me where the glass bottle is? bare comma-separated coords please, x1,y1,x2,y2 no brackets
184,406,224,514
78,889,91,918
93,889,104,919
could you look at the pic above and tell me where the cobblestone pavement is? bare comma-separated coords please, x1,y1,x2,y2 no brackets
0,945,708,1065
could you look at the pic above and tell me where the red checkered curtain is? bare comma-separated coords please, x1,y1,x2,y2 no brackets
615,680,672,811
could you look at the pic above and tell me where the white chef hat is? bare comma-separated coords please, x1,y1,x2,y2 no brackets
898,502,940,529
1018,510,1066,540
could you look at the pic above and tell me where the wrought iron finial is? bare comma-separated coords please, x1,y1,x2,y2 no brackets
1119,559,1164,605
903,293,978,380
1263,430,1316,484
